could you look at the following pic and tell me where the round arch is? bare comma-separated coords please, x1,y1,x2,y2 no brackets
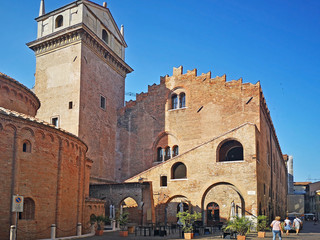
152,131,179,162
201,182,245,224
171,162,187,179
119,197,140,225
164,195,190,225
216,138,244,162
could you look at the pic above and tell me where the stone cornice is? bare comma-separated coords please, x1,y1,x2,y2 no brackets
27,24,133,77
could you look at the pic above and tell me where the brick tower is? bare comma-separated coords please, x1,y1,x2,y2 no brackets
27,0,133,183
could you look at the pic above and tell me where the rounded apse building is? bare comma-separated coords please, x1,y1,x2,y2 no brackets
0,72,93,239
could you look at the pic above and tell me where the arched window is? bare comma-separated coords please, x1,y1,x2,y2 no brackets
218,140,243,162
102,29,109,44
55,15,63,28
165,146,171,160
172,145,179,157
22,140,31,153
160,176,167,187
19,198,35,220
179,93,186,108
171,162,186,179
171,94,178,109
157,147,163,162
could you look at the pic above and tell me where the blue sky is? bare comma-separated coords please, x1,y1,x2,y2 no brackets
0,0,319,182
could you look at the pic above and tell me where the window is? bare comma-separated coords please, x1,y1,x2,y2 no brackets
100,96,106,110
171,162,186,179
218,140,243,162
51,117,59,127
165,147,171,160
171,92,186,109
69,101,73,109
102,29,109,44
171,94,178,109
22,140,31,153
55,15,63,28
157,147,163,162
172,145,179,157
160,176,167,187
19,198,35,220
179,93,186,108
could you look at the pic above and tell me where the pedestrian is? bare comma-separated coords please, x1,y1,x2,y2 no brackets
270,216,283,240
284,217,292,236
313,216,317,225
293,216,302,235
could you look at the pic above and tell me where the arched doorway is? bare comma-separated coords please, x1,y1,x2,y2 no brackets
202,182,245,224
165,196,189,225
119,197,140,225
207,202,220,226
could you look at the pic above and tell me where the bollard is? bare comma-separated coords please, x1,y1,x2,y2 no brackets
91,224,95,234
77,223,82,236
10,225,16,240
51,224,56,239
111,220,116,230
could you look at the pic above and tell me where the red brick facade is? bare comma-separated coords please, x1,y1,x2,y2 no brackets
0,74,96,239
122,66,287,223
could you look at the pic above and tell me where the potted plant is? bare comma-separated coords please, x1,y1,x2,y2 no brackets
90,215,109,236
257,215,269,238
225,216,252,240
118,210,129,237
176,210,201,239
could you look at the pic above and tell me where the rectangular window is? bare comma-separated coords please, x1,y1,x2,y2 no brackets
100,95,106,110
160,176,167,187
69,101,73,109
51,117,59,127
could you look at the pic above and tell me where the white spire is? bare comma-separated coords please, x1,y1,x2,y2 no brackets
120,25,124,37
39,0,45,17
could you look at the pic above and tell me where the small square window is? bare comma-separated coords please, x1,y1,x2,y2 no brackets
100,96,106,110
51,117,59,127
69,101,73,109
160,176,167,187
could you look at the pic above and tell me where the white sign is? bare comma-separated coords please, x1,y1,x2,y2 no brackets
12,195,24,212
247,191,256,195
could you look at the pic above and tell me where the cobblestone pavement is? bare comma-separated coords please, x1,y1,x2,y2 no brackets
83,221,320,240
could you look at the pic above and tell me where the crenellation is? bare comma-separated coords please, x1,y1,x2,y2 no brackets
173,66,183,76
186,68,197,76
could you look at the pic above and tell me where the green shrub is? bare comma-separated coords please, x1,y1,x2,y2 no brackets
176,211,201,233
225,216,252,236
257,215,270,231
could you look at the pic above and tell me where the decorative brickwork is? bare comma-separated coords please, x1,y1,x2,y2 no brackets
0,74,93,239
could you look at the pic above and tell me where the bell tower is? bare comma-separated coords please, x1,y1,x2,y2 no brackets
27,0,133,183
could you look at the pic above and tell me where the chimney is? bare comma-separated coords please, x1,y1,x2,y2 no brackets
103,2,107,8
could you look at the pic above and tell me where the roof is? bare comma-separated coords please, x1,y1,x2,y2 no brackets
294,182,311,186
0,107,87,150
0,72,40,107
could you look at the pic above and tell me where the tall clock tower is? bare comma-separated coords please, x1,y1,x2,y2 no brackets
28,0,133,183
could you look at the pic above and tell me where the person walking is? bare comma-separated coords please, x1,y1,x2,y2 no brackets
293,216,302,235
270,216,283,240
284,217,292,236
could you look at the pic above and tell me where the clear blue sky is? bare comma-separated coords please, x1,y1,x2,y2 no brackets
0,0,319,182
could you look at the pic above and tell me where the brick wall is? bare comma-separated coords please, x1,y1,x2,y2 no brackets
0,112,90,239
